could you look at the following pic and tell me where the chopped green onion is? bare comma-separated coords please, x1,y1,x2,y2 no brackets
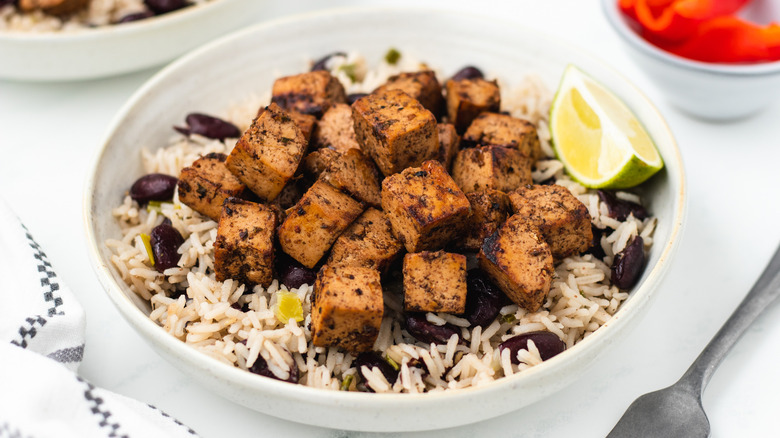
146,201,162,213
385,355,400,371
337,64,357,82
340,374,354,391
140,233,155,266
500,313,517,324
384,48,401,65
272,291,304,323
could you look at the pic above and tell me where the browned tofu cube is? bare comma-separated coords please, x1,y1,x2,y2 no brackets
478,215,554,312
451,145,533,193
374,70,444,118
258,107,317,143
509,184,593,259
19,0,87,15
312,103,361,153
403,251,467,313
352,89,439,176
445,78,501,133
301,147,341,180
271,70,346,118
226,103,308,202
311,265,383,353
213,198,277,287
436,123,460,169
278,179,364,268
178,153,246,221
460,189,511,251
381,160,471,252
462,112,542,161
328,208,403,272
321,148,382,207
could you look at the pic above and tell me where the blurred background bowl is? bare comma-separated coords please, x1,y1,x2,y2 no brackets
0,0,265,81
601,0,780,121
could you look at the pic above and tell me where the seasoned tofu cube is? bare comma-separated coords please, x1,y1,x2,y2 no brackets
381,160,471,252
328,208,404,272
509,184,593,259
178,153,246,221
352,89,439,176
478,214,554,312
403,251,467,313
301,147,341,180
19,0,87,15
374,70,444,118
462,112,542,161
213,198,277,287
445,78,501,133
311,266,383,353
313,103,361,153
461,189,511,251
322,148,382,207
436,123,460,169
451,145,533,193
258,107,317,143
226,103,308,202
271,70,346,118
278,179,364,268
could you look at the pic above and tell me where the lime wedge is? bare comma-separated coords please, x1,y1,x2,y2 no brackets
550,65,663,189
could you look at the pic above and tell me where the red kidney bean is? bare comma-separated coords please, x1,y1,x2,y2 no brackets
585,224,607,260
129,173,178,204
499,331,565,363
347,93,369,105
144,0,187,14
150,219,184,273
451,66,484,81
405,313,460,345
276,254,317,289
311,52,347,72
174,113,241,141
248,355,299,383
611,236,645,289
464,270,511,327
0,0,17,6
597,190,648,222
355,351,399,384
118,10,155,23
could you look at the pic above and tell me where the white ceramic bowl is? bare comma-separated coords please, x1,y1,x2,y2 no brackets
601,0,780,121
85,7,686,432
0,0,265,81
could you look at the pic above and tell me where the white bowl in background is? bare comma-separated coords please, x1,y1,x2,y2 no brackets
0,0,265,81
85,7,686,432
601,0,780,121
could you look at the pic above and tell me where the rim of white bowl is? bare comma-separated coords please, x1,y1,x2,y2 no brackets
0,0,242,42
84,5,687,407
601,0,780,77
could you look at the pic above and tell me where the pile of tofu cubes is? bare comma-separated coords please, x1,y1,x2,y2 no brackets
176,65,593,354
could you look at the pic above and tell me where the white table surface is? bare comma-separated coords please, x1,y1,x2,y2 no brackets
3,0,780,436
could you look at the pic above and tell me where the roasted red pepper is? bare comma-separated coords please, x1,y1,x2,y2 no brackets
619,0,780,63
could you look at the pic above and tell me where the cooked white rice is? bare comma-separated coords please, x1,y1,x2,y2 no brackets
106,52,657,393
0,0,208,32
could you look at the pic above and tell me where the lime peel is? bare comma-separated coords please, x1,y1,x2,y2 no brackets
550,65,663,189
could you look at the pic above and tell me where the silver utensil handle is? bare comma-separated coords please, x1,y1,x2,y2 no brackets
680,245,780,394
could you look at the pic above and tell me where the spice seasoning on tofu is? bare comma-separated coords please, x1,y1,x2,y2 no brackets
108,51,658,393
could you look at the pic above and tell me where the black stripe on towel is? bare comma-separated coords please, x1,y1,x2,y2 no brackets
46,344,85,363
77,377,128,438
0,421,32,438
9,316,47,349
146,404,199,436
23,227,64,317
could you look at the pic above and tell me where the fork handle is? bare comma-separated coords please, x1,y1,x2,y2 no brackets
680,244,780,394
